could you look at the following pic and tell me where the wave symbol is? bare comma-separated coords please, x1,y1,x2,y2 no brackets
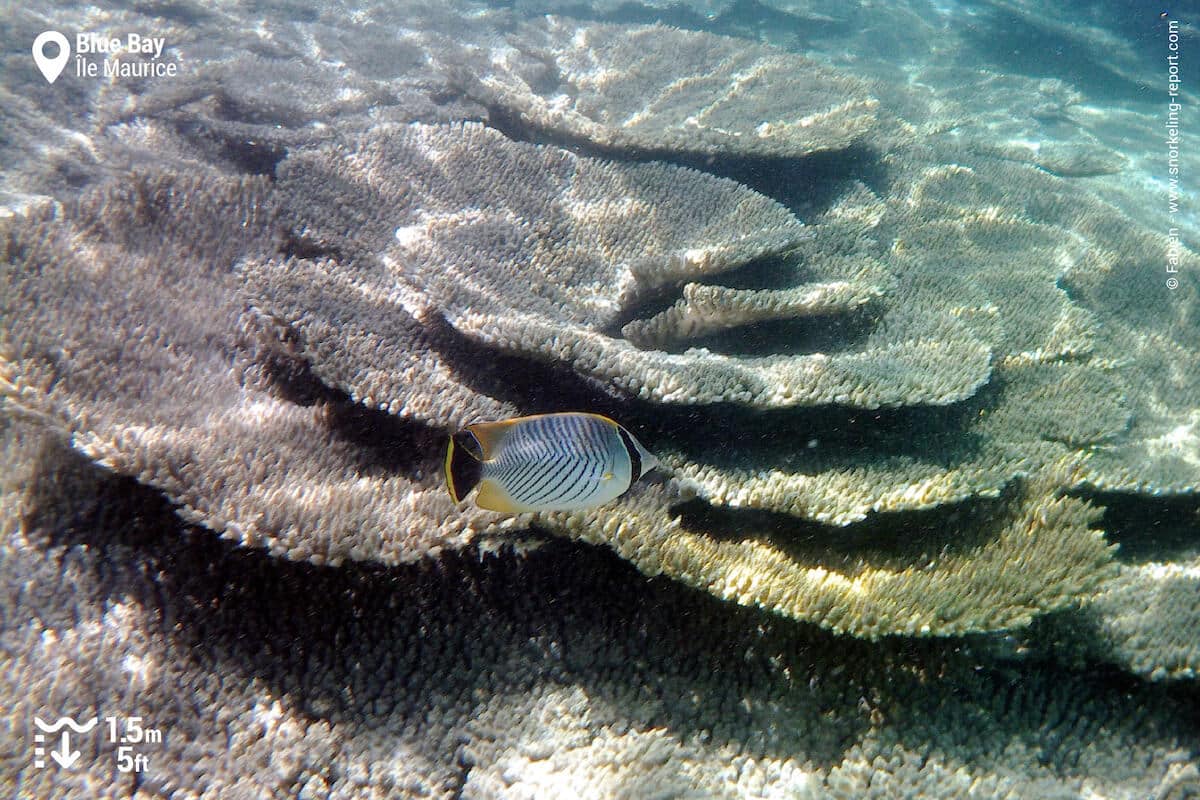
33,717,98,734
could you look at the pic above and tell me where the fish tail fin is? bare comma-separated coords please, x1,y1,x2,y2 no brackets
444,431,484,503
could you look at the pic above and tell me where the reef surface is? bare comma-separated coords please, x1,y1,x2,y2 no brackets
2,0,1198,796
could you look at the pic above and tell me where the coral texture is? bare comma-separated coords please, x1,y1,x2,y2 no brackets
2,0,1199,795
453,16,880,158
542,475,1115,637
2,421,1196,799
2,152,1112,638
265,122,990,412
0,173,504,567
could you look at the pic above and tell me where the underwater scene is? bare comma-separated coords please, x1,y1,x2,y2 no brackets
1,0,1198,796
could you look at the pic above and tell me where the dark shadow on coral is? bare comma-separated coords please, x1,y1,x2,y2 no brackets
19,435,1200,784
320,400,449,477
241,312,346,408
249,320,450,475
673,308,878,357
606,254,883,357
707,145,890,220
24,436,180,554
241,0,320,24
169,116,290,177
484,103,884,218
113,0,216,25
672,484,1018,572
21,437,874,769
1074,490,1200,564
411,304,987,466
276,227,347,262
658,391,989,468
234,307,455,481
688,255,825,293
409,316,608,413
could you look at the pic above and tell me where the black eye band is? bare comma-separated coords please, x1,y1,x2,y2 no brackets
455,430,484,461
617,426,641,479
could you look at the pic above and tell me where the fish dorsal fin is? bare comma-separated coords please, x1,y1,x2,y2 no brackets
464,418,525,460
576,412,621,429
470,413,621,456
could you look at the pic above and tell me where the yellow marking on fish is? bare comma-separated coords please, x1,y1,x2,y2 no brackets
463,418,522,460
443,436,461,503
443,412,660,513
476,479,522,513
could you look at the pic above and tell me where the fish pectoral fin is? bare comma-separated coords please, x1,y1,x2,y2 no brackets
601,472,614,481
475,479,524,513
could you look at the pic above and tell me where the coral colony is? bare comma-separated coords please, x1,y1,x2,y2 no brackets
2,1,1198,797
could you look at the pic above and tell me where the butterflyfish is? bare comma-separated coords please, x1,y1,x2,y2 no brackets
444,412,659,513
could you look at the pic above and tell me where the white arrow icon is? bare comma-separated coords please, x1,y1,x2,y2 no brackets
33,716,96,770
50,731,81,769
32,31,70,84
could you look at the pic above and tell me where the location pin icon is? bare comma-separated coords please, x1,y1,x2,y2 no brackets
32,31,70,84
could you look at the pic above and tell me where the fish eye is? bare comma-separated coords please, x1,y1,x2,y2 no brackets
454,430,484,460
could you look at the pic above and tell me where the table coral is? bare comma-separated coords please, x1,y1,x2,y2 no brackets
0,172,503,567
264,122,989,412
452,16,880,159
2,0,1200,796
1,420,1193,799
